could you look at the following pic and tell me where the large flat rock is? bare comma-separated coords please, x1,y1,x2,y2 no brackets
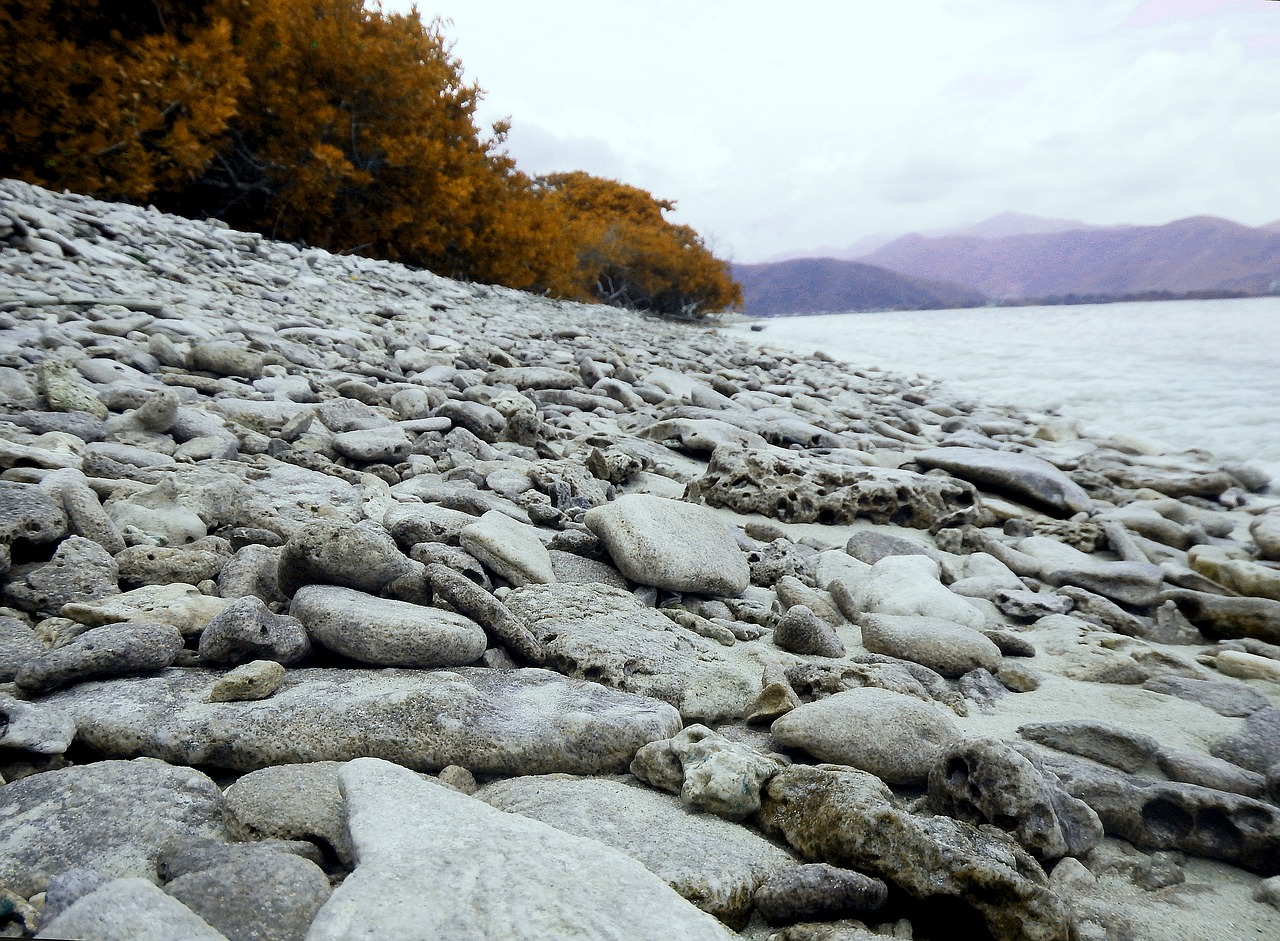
304,758,734,940
39,666,681,774
478,774,798,927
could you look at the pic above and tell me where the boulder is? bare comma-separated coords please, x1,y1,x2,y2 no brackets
478,774,797,927
224,762,354,866
851,555,987,629
859,614,1002,678
163,852,331,941
458,510,555,586
15,621,184,694
37,877,229,941
198,595,311,666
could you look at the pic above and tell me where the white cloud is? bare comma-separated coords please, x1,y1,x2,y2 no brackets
385,1,1280,260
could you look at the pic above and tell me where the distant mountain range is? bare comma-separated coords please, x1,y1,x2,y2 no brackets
737,213,1280,316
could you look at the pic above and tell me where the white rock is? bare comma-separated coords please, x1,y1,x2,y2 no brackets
459,510,555,586
304,757,734,941
37,877,229,941
853,555,987,629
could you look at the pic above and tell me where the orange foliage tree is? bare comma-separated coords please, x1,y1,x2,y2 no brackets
538,171,741,317
0,0,740,314
0,0,245,199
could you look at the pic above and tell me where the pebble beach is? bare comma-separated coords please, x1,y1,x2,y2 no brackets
0,177,1279,940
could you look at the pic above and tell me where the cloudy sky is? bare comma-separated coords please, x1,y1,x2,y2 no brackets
383,0,1280,262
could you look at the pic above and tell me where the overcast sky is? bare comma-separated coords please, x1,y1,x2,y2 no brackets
382,0,1280,262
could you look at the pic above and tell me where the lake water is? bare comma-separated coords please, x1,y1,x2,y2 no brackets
725,296,1280,488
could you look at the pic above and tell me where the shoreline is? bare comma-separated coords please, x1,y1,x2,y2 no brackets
1,178,1279,940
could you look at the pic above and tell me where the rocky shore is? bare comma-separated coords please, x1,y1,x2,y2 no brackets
0,177,1278,941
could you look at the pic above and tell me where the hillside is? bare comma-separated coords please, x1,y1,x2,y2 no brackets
732,257,988,316
858,216,1280,300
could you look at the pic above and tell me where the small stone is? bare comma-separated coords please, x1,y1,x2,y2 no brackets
774,605,845,657
276,519,418,598
208,660,286,702
0,694,76,754
860,613,1002,678
631,724,786,820
458,510,555,586
197,596,310,667
437,765,478,794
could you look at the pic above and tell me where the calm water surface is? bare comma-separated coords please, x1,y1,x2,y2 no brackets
727,296,1280,486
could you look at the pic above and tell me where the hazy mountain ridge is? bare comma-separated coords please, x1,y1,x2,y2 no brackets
858,215,1280,299
732,257,988,317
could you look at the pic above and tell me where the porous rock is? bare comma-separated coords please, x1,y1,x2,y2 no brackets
758,765,1070,941
276,518,418,597
926,736,1103,861
15,621,184,694
752,863,888,927
686,446,978,529
630,724,787,820
198,595,311,666
773,605,845,657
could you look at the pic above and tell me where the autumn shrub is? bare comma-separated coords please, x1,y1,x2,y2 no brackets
0,0,740,314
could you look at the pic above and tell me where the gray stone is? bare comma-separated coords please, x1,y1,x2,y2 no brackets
15,621,183,693
188,339,267,378
458,509,555,586
116,538,230,587
0,480,67,546
331,426,411,463
548,547,629,587
209,659,286,702
4,535,119,615
62,582,230,636
1209,706,1280,775
289,584,486,667
752,863,888,927
0,757,230,896
913,446,1093,515
769,687,962,786
0,614,42,680
40,666,682,774
224,762,354,866
844,531,945,566
217,544,287,605
1165,589,1280,645
630,724,787,820
164,852,332,941
926,737,1103,861
851,554,988,628
277,519,418,597
585,493,749,595
1044,560,1164,608
759,765,1070,941
198,595,311,666
859,614,1002,678
478,774,797,928
304,758,734,941
1141,674,1271,717
156,837,325,881
39,867,113,928
502,582,772,721
1252,513,1280,562
424,562,542,664
1040,751,1280,873
37,877,230,941
1156,747,1268,797
686,446,979,529
1018,720,1162,774
774,605,845,657
0,694,76,753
